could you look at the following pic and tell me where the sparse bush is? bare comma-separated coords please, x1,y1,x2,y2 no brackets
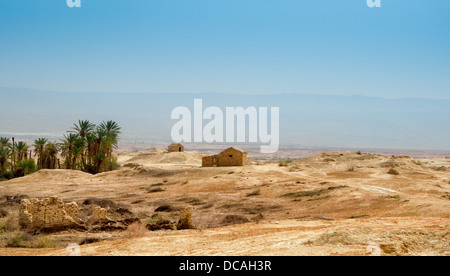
15,159,37,176
178,197,204,205
150,182,164,187
221,215,250,226
0,215,18,233
122,222,148,238
382,195,401,200
147,187,165,193
79,237,102,245
281,186,347,199
0,208,8,218
33,236,56,248
246,189,261,197
281,189,326,198
106,156,120,171
6,233,26,248
387,169,400,175
1,171,14,181
155,205,176,212
200,203,214,209
278,159,292,167
145,213,176,231
434,166,447,171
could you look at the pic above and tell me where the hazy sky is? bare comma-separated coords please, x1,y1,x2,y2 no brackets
1,0,449,99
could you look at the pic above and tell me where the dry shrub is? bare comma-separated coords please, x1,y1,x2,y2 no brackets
387,168,400,175
0,215,19,233
33,236,56,248
0,208,8,218
122,222,148,238
246,189,261,197
221,214,250,226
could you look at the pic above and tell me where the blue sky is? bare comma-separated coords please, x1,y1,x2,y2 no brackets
1,0,450,99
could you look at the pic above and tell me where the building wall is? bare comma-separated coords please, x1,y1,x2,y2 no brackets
202,148,247,167
217,148,246,166
202,155,218,167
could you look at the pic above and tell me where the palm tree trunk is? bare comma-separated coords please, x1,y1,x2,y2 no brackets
11,137,15,171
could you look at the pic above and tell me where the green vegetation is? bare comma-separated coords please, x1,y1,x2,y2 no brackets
281,185,348,199
281,189,327,198
0,120,121,180
381,195,401,200
0,137,37,180
278,158,292,167
6,233,26,248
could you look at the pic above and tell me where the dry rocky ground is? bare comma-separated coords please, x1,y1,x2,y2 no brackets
0,149,449,256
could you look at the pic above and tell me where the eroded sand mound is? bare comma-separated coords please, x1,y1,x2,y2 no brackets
6,169,93,184
116,148,207,167
297,151,425,171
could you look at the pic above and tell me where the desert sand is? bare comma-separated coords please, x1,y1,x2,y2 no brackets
1,149,449,256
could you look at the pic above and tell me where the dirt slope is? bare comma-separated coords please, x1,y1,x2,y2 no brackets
1,150,449,256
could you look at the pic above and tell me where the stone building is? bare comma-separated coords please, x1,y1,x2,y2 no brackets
202,147,247,167
168,143,184,152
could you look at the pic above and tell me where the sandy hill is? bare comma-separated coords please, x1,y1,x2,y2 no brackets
0,150,449,256
115,148,208,167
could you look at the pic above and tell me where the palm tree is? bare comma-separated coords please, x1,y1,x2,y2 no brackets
43,142,59,169
98,121,121,158
14,141,29,163
72,120,95,139
0,147,11,173
85,131,96,167
72,120,94,167
61,133,77,169
33,138,48,169
0,137,10,149
60,133,84,169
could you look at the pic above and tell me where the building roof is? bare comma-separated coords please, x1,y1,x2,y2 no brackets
222,147,246,153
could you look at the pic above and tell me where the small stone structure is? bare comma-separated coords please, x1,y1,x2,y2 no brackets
168,143,184,152
177,207,196,230
92,206,111,223
19,197,85,231
202,147,247,167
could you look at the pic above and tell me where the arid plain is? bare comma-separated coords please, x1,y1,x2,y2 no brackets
1,149,450,256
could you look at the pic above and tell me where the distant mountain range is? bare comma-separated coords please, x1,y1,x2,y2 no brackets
1,86,450,151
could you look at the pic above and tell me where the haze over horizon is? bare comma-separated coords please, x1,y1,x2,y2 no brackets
1,87,450,152
1,1,449,152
